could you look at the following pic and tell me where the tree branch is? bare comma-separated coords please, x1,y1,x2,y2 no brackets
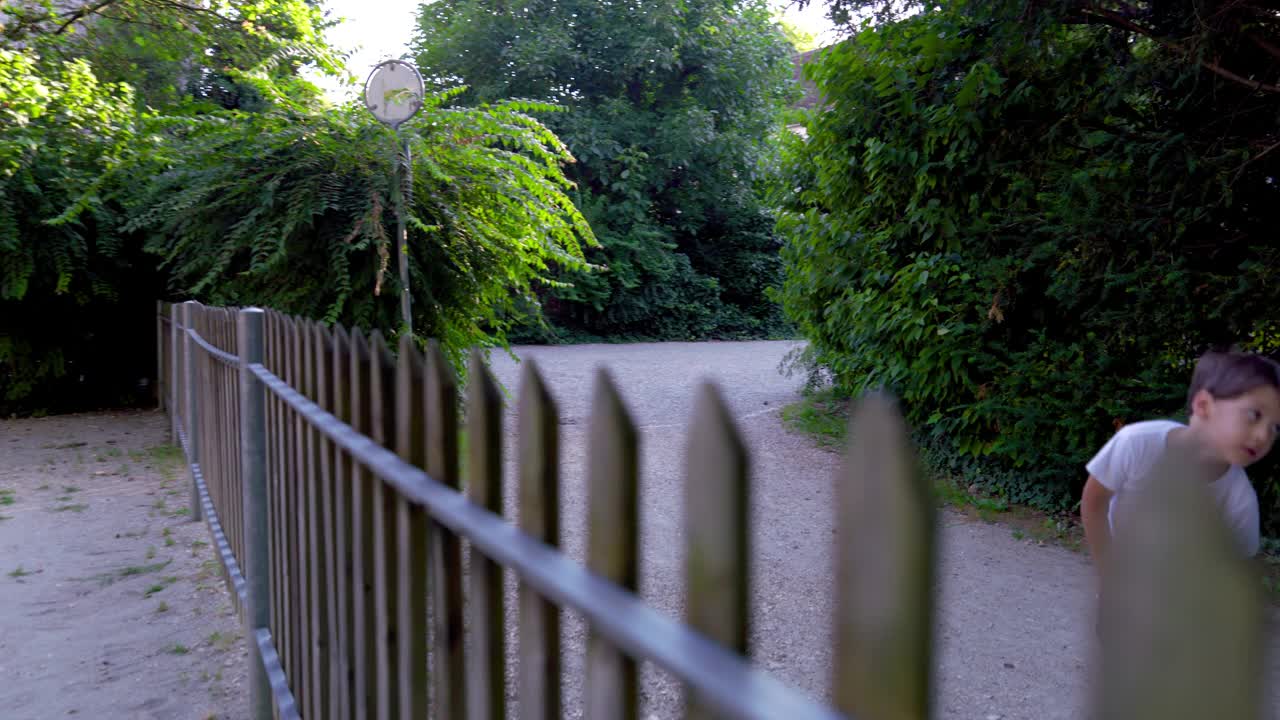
141,0,238,25
46,0,239,37
1078,6,1280,94
54,0,125,36
1232,137,1280,185
1247,32,1280,62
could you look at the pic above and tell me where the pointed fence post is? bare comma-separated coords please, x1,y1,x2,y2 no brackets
171,303,182,450
155,301,166,415
183,301,203,522
238,307,272,720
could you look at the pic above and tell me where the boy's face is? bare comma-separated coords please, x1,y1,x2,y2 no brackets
1196,385,1280,467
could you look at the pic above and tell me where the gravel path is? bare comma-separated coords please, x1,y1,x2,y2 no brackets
485,340,1280,720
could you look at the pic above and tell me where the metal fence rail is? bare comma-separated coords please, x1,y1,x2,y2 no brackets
156,300,1269,720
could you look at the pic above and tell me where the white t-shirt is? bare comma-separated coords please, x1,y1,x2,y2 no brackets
1085,419,1260,557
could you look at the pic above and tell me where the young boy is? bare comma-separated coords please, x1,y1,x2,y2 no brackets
1081,350,1280,585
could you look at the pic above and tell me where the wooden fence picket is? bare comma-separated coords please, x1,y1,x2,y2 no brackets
467,350,507,720
584,369,640,720
369,331,401,720
424,339,465,720
346,328,376,717
685,383,751,720
833,393,935,720
330,325,354,720
394,336,430,718
313,324,338,720
289,316,308,711
517,359,561,720
1094,447,1265,719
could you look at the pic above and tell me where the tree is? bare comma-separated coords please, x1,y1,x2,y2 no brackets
412,0,797,341
776,1,1280,530
1,0,341,111
0,2,593,414
0,47,160,414
0,0,342,415
126,93,595,372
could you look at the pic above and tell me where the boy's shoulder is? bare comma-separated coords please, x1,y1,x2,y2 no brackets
1087,419,1184,486
1111,418,1184,442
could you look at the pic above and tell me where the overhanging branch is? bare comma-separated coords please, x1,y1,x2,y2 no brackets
1078,6,1280,94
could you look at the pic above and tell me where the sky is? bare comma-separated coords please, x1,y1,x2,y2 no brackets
307,1,841,101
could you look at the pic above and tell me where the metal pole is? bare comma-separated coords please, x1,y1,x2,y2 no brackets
397,133,413,334
183,301,203,522
238,307,272,719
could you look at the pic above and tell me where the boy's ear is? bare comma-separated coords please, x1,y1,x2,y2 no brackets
1190,389,1214,419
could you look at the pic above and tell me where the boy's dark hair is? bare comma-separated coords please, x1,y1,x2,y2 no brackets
1187,350,1280,415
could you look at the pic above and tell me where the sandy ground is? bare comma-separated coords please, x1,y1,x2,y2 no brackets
0,410,248,720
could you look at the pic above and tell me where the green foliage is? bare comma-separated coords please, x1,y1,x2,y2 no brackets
414,0,797,342
0,0,342,416
0,50,137,303
776,1,1280,531
0,49,161,415
1,0,341,112
125,93,595,373
1,1,592,413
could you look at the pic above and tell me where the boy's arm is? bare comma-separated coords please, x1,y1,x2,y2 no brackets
1081,475,1114,581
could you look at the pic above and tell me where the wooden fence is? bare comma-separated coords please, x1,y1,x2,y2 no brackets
158,300,1269,719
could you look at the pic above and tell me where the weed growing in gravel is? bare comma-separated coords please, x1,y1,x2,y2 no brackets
9,566,32,578
63,486,81,494
780,389,847,448
170,644,190,655
0,489,15,506
148,445,183,463
206,631,236,652
170,507,190,518
1012,529,1026,541
145,584,166,597
156,601,170,613
152,498,166,510
163,528,175,547
88,556,174,589
118,560,171,578
197,559,220,581
52,503,88,513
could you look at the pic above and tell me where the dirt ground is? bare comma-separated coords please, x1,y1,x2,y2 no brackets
0,409,248,720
